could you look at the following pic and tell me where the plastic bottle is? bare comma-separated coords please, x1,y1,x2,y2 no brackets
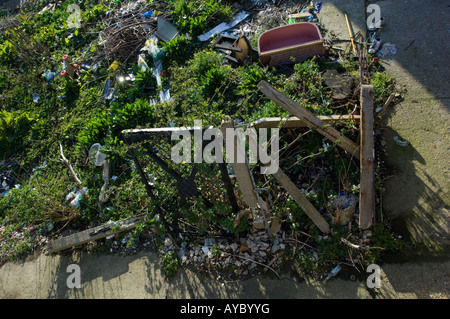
323,265,342,282
108,60,120,72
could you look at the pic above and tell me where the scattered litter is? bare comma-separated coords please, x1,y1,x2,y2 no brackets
164,237,173,247
212,33,253,64
368,17,385,31
369,37,382,54
323,265,342,282
44,70,57,82
142,10,155,20
159,89,171,103
80,62,99,74
204,238,214,246
152,59,163,85
0,174,14,196
32,93,40,103
62,55,76,78
149,97,159,106
201,246,210,255
258,22,325,67
108,60,120,72
376,42,397,58
315,1,322,13
100,79,115,101
145,35,165,61
151,59,171,103
65,187,89,207
198,11,249,42
178,242,187,258
88,143,107,166
138,54,150,72
155,17,179,43
88,142,111,204
332,193,358,210
394,136,409,147
32,161,48,173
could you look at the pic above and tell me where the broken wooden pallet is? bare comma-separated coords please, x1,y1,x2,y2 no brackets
257,80,360,160
251,115,361,129
46,215,146,254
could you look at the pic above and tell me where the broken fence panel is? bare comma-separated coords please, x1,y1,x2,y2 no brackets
257,80,360,160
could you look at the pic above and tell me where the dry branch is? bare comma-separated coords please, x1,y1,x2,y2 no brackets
59,143,83,186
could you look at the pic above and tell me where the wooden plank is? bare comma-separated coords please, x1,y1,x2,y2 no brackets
272,168,330,234
251,115,361,129
288,13,312,19
344,11,357,55
221,118,260,209
47,215,145,253
359,85,375,229
257,81,360,159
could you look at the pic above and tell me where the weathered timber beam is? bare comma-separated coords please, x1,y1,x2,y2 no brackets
47,215,145,253
359,85,375,229
251,115,361,129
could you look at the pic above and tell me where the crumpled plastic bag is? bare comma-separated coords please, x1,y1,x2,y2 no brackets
376,42,397,58
141,35,165,61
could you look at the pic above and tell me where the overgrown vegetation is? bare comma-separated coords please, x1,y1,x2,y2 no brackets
0,0,404,280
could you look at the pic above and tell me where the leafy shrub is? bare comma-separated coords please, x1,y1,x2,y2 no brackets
370,72,395,106
283,58,332,115
0,110,34,157
162,35,197,67
0,40,16,65
171,0,234,37
76,97,160,156
160,250,179,279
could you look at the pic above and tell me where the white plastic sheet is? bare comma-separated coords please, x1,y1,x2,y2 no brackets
197,11,249,42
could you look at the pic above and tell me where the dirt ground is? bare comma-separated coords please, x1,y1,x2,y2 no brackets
0,0,448,299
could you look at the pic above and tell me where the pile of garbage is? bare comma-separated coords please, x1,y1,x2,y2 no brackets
158,229,287,277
